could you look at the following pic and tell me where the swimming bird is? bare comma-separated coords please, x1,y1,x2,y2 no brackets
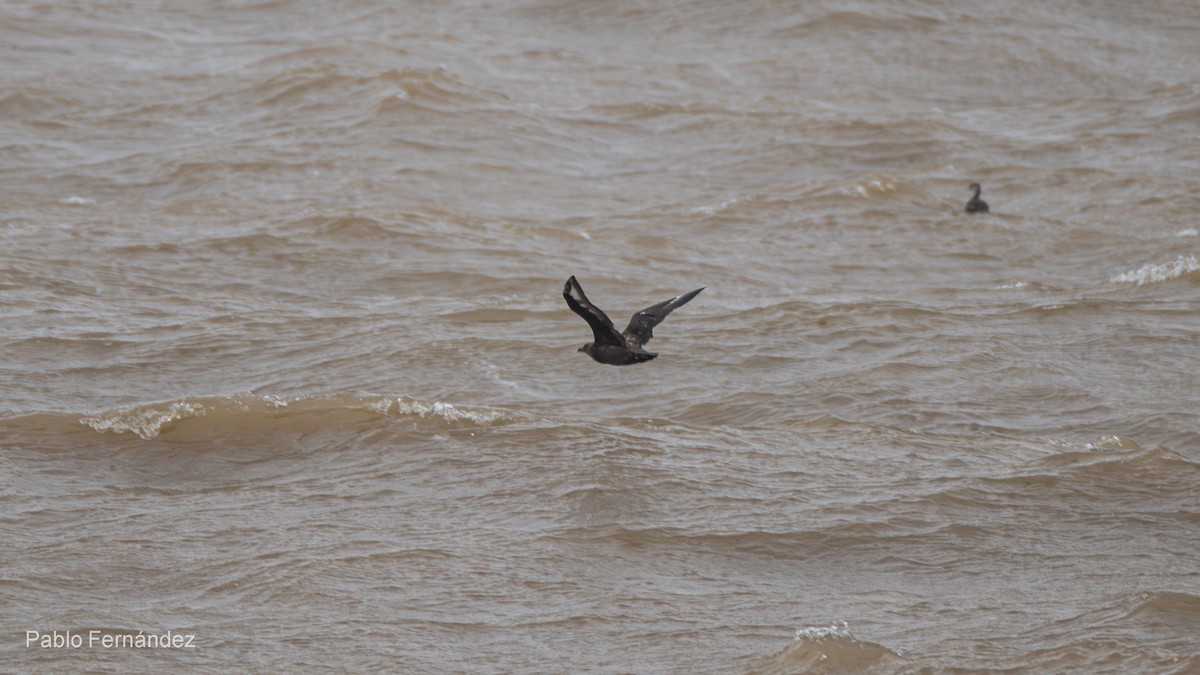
563,275,704,366
965,182,989,213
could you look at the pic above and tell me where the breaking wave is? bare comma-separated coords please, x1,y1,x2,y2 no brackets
57,393,516,440
1110,254,1200,286
81,399,209,440
746,622,907,674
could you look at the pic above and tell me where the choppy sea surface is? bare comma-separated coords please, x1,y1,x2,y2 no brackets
3,1,1199,672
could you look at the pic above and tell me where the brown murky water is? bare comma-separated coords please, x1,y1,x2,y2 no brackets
3,1,1199,672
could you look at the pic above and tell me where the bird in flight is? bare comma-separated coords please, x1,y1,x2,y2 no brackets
562,275,705,366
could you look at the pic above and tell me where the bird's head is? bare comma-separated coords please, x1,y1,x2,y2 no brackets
578,343,594,355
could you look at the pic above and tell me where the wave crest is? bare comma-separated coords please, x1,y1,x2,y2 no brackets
747,622,906,674
81,400,208,440
77,393,513,440
1110,255,1200,286
380,395,509,425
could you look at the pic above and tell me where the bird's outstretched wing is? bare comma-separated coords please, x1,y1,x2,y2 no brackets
563,276,625,347
623,286,704,348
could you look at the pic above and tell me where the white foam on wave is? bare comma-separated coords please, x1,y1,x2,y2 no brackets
1109,254,1199,286
262,394,290,408
79,393,510,440
81,400,206,440
4,220,40,235
842,179,896,199
794,620,853,641
1176,229,1198,237
382,395,508,425
59,195,97,205
757,619,904,671
1048,434,1143,454
259,393,510,426
690,195,742,215
1085,435,1142,452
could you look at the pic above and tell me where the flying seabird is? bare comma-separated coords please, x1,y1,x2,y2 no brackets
562,275,704,366
965,182,989,213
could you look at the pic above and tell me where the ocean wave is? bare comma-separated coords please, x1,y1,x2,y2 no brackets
1019,590,1200,670
384,396,510,425
689,194,747,216
747,622,906,674
1039,436,1198,472
1110,255,1200,286
253,63,491,112
564,524,884,561
67,393,515,440
794,620,854,640
80,399,208,440
1128,590,1200,624
774,9,944,37
369,65,505,118
842,176,898,200
58,195,97,205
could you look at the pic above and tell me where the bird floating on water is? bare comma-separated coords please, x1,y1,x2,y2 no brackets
562,275,704,366
965,182,989,213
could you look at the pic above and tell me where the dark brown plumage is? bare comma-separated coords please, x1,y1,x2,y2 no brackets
563,276,704,366
966,182,989,213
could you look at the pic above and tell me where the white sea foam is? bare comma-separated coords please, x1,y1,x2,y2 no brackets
1048,435,1143,453
1109,254,1199,286
794,620,853,641
59,195,97,205
79,393,509,440
844,179,895,199
4,220,40,235
386,396,508,425
1085,435,1142,452
81,400,206,440
690,195,741,215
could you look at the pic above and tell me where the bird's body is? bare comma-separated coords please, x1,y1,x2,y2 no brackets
580,342,657,366
563,276,704,366
966,182,989,213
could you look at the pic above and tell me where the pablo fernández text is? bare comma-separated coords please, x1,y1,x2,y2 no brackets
26,630,197,650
